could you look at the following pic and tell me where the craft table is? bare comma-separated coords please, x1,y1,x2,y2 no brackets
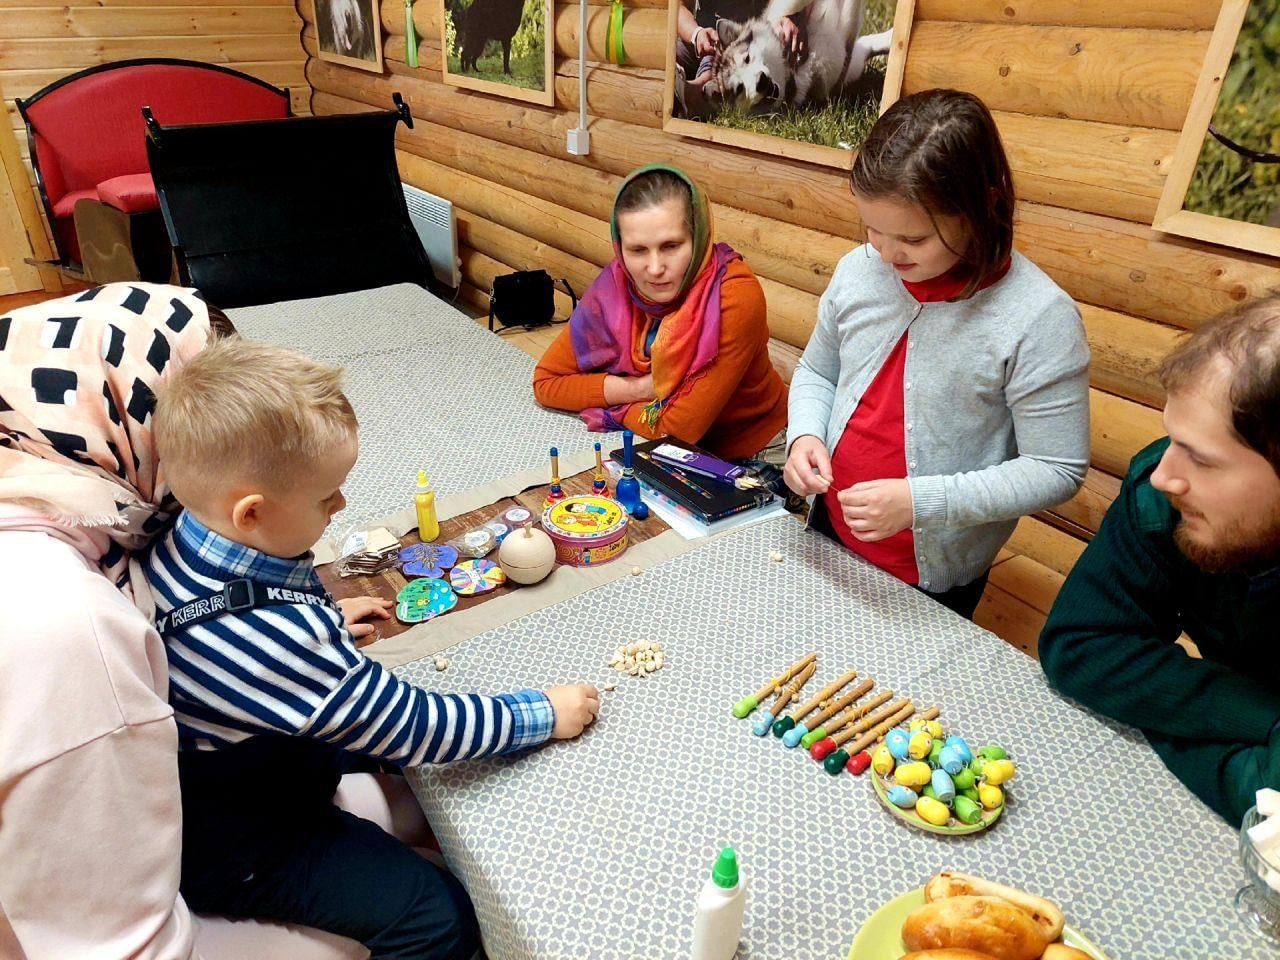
397,518,1261,960
227,283,612,537
230,282,1259,958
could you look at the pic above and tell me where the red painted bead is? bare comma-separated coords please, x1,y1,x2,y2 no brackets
847,751,872,775
810,738,837,761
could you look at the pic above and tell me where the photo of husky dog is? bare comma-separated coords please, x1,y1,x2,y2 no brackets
705,0,891,110
669,0,892,154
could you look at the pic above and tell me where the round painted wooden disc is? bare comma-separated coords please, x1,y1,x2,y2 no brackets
449,558,507,595
398,542,459,579
394,577,457,623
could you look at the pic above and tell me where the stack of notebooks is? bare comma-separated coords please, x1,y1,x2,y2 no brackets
607,437,785,537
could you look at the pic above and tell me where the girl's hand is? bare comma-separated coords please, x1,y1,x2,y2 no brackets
838,479,914,542
337,596,394,643
783,436,833,496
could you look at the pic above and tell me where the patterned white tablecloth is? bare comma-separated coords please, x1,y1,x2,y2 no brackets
398,518,1263,960
227,284,607,536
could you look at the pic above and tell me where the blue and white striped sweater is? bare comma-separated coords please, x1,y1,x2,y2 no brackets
145,510,553,763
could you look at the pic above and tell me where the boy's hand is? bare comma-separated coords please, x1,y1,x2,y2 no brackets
546,684,600,739
338,596,394,643
783,435,832,495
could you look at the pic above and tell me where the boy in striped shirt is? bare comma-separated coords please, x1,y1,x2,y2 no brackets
145,337,599,959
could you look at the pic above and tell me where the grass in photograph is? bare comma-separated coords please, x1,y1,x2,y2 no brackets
1185,0,1280,225
702,0,892,150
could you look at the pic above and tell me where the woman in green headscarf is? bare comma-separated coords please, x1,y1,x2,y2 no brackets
533,164,788,462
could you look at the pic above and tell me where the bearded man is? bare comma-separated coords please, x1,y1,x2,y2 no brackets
1041,296,1280,824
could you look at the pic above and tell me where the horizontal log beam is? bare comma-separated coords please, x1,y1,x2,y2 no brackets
904,21,1208,130
914,0,1219,30
309,67,1280,330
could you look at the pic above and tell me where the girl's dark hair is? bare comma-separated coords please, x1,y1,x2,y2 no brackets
615,169,694,236
851,89,1015,299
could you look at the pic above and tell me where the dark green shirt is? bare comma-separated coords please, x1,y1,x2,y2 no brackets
1040,438,1280,824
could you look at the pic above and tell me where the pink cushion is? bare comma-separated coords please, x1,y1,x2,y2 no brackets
96,173,158,214
51,188,98,219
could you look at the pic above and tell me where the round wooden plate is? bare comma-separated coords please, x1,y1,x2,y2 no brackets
870,767,1004,835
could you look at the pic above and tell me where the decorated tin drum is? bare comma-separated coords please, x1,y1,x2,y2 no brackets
541,494,629,566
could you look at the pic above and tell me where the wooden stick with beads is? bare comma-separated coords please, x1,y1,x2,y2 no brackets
731,653,816,718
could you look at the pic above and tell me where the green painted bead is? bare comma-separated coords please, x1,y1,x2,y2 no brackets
824,748,850,775
977,744,1008,761
928,739,945,767
954,795,983,825
800,727,826,749
922,784,938,801
772,716,795,738
960,786,981,804
952,767,976,791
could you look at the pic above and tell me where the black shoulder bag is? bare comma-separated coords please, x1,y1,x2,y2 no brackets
488,270,578,332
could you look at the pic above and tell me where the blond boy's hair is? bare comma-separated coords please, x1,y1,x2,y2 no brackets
155,337,357,505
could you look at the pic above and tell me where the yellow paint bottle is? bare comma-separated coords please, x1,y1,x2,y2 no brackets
415,470,439,543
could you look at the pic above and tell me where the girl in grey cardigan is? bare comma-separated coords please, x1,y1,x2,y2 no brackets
784,90,1090,618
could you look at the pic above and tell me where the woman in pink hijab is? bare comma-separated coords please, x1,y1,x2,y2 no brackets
0,284,390,960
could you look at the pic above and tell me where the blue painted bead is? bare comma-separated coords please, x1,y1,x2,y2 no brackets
931,768,956,804
886,785,918,808
782,724,809,748
886,728,911,761
938,746,965,775
945,735,973,764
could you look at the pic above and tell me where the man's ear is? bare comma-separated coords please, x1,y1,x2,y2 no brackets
230,493,266,533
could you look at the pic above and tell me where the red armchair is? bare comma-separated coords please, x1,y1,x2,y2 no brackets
17,58,291,282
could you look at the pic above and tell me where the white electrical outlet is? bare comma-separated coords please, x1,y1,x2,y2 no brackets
567,127,591,156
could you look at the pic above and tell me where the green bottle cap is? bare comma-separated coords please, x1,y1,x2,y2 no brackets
711,847,739,889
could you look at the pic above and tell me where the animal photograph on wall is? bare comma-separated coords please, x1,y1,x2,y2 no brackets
663,0,898,165
440,0,555,105
316,0,385,72
1155,0,1279,257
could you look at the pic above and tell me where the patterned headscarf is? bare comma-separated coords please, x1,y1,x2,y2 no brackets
568,164,740,431
0,283,211,595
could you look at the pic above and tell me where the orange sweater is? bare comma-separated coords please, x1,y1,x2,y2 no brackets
532,260,788,460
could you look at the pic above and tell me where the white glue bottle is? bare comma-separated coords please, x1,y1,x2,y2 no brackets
691,847,745,960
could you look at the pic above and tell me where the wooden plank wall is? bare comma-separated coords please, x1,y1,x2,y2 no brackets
300,0,1280,646
0,0,308,251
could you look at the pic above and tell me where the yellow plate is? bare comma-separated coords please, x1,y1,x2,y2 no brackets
847,888,1112,960
871,768,1004,835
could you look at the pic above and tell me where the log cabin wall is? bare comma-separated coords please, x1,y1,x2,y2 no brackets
302,0,1279,647
1,0,308,252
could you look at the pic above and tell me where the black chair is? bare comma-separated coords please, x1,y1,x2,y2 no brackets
144,94,437,309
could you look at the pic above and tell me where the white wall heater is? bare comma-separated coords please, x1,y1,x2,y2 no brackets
402,183,461,290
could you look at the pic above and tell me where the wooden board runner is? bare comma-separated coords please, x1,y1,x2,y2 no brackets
318,467,669,642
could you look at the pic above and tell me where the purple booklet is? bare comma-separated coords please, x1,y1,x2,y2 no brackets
650,442,748,484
